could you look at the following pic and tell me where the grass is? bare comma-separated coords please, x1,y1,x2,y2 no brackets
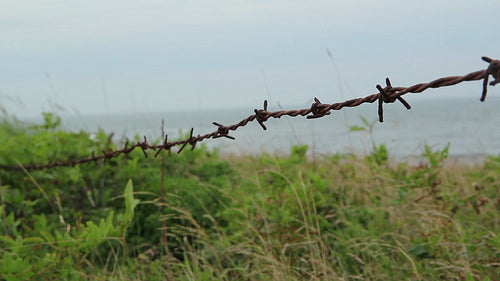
0,115,499,280
215,151,497,281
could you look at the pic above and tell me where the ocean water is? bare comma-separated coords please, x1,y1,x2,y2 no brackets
51,96,500,163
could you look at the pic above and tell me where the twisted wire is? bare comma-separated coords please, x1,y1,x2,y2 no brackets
1,56,498,170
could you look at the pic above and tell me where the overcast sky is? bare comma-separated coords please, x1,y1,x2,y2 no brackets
1,0,499,118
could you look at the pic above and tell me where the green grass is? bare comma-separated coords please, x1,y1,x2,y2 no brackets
0,114,498,280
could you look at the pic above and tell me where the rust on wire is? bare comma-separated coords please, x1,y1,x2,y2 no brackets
254,100,269,130
376,78,411,122
212,122,235,140
307,97,331,119
481,56,500,102
0,56,498,171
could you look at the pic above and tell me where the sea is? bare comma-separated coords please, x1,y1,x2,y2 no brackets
23,96,500,164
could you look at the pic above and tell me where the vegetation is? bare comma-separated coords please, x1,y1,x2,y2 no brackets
0,113,498,280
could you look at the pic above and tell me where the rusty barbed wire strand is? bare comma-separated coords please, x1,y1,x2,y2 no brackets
1,56,498,171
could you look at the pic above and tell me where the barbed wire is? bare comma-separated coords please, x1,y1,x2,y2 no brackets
1,56,499,171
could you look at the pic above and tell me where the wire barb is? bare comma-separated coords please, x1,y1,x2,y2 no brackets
254,100,269,130
154,134,171,157
308,97,331,119
212,122,235,140
376,78,411,122
481,56,500,101
177,128,194,153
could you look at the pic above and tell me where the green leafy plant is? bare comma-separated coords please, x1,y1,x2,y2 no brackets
0,179,140,280
350,115,388,165
0,113,498,280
